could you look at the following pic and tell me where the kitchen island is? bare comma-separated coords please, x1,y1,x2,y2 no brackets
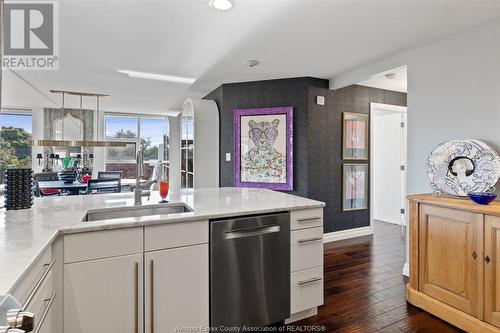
0,187,325,333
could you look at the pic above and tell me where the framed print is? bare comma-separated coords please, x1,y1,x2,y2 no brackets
233,106,293,191
343,163,368,211
343,112,369,160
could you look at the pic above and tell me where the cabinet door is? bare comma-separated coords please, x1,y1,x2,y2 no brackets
418,204,482,316
145,244,209,333
485,215,500,327
64,254,143,333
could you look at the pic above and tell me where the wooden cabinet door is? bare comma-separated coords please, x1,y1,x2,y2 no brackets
418,204,482,317
145,244,209,333
64,254,143,333
485,215,500,327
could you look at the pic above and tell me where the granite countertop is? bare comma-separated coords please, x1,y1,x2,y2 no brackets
0,187,325,295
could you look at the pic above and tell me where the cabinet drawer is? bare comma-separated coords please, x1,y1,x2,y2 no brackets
290,209,323,230
145,220,208,252
291,266,323,314
11,248,52,305
25,271,55,333
291,227,323,272
64,228,143,263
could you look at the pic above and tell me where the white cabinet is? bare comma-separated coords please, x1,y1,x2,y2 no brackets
144,244,209,333
179,98,219,189
288,208,324,323
64,254,144,333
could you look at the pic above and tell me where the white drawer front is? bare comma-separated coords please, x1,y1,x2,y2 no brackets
65,227,143,263
291,266,323,314
291,227,323,272
11,248,52,304
25,271,55,333
290,209,323,230
145,220,208,252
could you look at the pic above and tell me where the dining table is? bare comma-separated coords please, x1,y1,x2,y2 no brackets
37,179,143,195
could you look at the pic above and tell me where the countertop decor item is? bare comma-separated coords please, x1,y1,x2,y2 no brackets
427,138,500,197
3,168,33,210
468,192,497,205
233,106,294,191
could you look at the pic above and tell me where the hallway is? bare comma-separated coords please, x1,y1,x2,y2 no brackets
292,221,464,332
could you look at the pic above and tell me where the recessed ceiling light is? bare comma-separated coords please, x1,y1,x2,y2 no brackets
244,59,259,68
117,70,196,84
209,0,234,11
384,73,396,80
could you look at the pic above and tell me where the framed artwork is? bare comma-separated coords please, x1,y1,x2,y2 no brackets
343,112,369,160
342,163,368,211
233,106,293,191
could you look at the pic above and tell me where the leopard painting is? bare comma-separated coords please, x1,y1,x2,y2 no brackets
241,119,286,183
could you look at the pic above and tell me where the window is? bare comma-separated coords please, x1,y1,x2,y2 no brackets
105,114,169,179
0,112,33,184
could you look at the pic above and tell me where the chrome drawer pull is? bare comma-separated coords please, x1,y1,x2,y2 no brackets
33,292,56,333
23,258,56,310
298,277,322,286
297,236,322,244
296,217,322,223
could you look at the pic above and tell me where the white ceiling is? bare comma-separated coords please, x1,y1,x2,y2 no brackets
358,66,407,93
2,0,500,115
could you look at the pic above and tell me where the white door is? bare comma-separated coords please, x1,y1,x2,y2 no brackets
64,254,144,333
371,103,408,226
145,244,209,333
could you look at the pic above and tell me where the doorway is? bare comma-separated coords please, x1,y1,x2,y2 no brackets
370,103,408,227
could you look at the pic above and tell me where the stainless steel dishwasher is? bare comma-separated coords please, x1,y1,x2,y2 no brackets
210,212,290,327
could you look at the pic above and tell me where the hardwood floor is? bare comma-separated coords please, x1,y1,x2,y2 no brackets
290,221,465,332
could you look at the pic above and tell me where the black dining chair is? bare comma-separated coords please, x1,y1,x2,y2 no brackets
86,178,122,194
33,172,61,197
97,171,123,179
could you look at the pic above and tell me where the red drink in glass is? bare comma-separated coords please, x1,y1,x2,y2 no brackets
159,181,169,203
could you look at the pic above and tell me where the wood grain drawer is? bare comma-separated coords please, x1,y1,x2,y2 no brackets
291,266,324,314
291,227,323,272
290,209,323,231
64,228,143,263
145,220,208,252
11,247,52,305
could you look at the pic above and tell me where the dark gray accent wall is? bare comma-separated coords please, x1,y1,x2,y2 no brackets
204,77,329,198
205,80,407,233
308,85,407,233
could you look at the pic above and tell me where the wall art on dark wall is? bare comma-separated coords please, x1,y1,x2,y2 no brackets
343,163,368,211
343,112,369,160
233,106,294,191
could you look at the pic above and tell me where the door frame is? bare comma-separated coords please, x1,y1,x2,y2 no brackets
369,102,408,230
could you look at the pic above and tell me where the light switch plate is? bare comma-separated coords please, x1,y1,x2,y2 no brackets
226,153,231,162
316,96,325,105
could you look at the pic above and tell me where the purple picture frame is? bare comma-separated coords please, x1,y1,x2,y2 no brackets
233,106,294,191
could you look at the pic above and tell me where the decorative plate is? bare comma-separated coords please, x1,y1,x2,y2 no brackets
427,139,500,197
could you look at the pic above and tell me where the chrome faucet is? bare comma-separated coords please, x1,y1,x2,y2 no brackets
134,151,144,206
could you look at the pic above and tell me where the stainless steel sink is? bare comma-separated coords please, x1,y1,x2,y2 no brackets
82,203,193,222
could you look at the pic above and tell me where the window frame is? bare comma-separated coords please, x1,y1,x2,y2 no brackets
104,112,169,165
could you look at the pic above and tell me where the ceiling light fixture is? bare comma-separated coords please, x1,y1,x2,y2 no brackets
209,0,234,11
244,59,259,68
384,73,396,80
117,70,196,84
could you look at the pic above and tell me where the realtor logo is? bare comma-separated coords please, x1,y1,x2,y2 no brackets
2,1,59,70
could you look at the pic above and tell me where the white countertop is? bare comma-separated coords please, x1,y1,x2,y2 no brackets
0,187,324,295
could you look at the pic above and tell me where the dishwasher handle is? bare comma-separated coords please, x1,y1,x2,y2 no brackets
224,225,280,240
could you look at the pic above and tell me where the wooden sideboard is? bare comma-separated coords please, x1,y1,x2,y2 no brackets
408,194,500,333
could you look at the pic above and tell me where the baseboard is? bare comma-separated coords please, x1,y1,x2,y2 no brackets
403,262,409,277
323,226,373,243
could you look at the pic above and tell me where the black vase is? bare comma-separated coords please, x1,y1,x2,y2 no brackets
58,168,77,184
